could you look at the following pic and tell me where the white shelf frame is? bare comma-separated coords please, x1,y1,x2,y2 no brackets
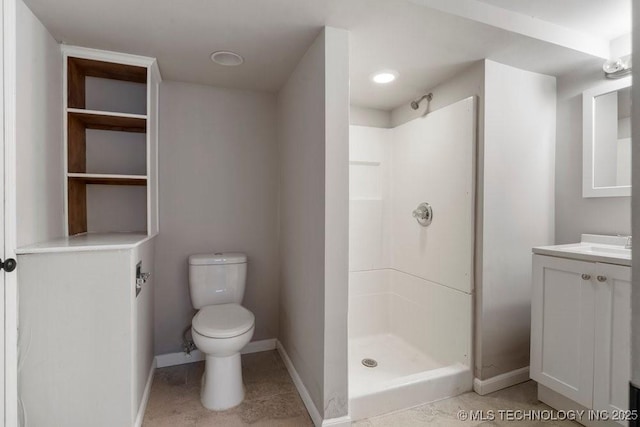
62,45,161,236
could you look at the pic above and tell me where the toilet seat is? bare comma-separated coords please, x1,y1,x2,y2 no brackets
193,303,255,338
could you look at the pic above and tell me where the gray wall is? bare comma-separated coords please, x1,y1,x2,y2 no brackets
478,61,556,381
155,81,279,354
277,27,349,420
555,68,631,244
16,0,63,247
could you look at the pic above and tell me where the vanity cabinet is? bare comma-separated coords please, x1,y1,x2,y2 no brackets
531,254,631,424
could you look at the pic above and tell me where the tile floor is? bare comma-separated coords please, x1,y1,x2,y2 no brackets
144,350,578,427
352,380,579,426
143,351,313,426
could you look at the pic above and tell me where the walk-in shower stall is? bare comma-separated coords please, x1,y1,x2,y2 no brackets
348,97,476,420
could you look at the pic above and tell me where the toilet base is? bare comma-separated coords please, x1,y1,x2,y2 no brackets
201,353,244,410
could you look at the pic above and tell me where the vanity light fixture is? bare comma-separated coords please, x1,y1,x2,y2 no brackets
210,51,244,66
371,70,398,84
603,57,631,79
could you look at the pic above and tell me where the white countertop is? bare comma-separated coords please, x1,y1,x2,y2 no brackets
533,234,631,267
16,232,156,254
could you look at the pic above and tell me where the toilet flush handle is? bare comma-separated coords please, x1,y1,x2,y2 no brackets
135,262,151,297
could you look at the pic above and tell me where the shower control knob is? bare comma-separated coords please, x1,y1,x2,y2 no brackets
412,202,433,227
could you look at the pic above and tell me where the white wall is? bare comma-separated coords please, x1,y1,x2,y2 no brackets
349,126,392,271
390,98,475,295
477,60,556,381
555,68,631,244
349,269,471,366
155,81,279,355
277,27,349,421
350,105,391,128
631,0,640,396
323,27,350,418
16,0,63,247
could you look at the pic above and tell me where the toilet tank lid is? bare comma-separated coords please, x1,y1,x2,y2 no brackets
189,252,247,265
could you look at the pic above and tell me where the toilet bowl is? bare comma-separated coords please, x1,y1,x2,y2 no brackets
188,252,255,410
191,303,255,410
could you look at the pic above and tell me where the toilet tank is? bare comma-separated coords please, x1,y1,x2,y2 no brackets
188,252,247,309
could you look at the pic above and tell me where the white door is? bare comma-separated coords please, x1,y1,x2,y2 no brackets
593,262,631,425
530,255,596,407
0,3,5,423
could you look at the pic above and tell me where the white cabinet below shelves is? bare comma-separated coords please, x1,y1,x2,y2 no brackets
17,236,155,427
531,254,631,425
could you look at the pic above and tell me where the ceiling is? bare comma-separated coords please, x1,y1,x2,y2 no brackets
476,0,631,41
24,0,631,111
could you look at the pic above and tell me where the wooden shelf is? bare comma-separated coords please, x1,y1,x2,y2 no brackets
68,108,147,120
68,173,147,186
68,57,147,109
68,110,146,133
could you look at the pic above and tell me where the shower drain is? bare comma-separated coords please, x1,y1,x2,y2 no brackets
361,358,378,368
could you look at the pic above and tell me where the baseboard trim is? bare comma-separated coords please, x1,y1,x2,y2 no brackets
322,415,352,426
134,359,156,427
155,338,277,368
473,366,529,395
243,338,278,354
276,340,324,427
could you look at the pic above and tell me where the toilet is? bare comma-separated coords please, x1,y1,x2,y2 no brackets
188,252,255,411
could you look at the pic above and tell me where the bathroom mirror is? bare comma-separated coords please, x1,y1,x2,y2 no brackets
583,76,632,197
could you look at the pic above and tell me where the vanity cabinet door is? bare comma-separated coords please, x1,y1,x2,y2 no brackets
530,255,596,407
593,263,631,425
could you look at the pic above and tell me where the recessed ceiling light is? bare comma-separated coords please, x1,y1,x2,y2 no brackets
371,71,398,84
210,51,244,66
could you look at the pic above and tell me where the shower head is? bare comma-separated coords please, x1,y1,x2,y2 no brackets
410,93,433,110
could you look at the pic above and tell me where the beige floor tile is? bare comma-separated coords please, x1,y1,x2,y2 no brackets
357,381,580,427
145,353,574,427
143,350,312,427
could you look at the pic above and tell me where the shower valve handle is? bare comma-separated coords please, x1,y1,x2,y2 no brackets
412,208,427,219
412,203,433,227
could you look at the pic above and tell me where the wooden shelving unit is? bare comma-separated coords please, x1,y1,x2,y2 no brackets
63,46,160,236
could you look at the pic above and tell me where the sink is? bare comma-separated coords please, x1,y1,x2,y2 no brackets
556,243,630,257
533,234,631,266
